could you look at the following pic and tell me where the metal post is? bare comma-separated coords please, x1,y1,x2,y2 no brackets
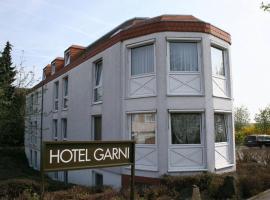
130,141,135,200
40,85,44,199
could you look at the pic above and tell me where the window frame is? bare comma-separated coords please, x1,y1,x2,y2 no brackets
34,151,37,169
62,76,69,109
29,149,33,167
214,113,229,144
61,118,67,140
128,111,157,146
168,110,204,146
53,81,59,111
167,38,202,74
127,39,156,79
51,62,56,75
92,171,103,187
53,119,58,140
92,115,102,141
64,50,71,66
93,59,103,103
211,45,227,79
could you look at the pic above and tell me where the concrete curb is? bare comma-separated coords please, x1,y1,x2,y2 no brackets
248,189,270,200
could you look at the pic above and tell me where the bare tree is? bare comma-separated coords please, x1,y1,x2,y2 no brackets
261,2,270,11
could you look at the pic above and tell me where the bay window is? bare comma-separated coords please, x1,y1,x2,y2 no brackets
131,113,156,144
211,46,225,76
170,113,201,144
214,113,228,143
169,42,198,72
131,44,154,76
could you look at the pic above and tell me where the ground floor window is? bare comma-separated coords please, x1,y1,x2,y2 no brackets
170,113,201,144
93,171,103,187
30,149,33,166
131,113,156,144
54,172,58,180
34,151,37,169
64,171,68,184
214,113,228,142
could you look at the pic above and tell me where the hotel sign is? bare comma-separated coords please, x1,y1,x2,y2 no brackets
42,141,135,172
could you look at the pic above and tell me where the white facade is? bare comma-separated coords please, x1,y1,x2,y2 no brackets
25,15,235,187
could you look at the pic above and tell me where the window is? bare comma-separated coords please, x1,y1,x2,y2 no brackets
93,172,103,187
131,113,156,144
34,92,38,113
61,118,67,140
64,171,68,184
211,46,225,76
93,116,102,140
53,81,59,111
29,94,34,113
54,172,58,180
34,151,37,169
170,113,201,144
169,42,198,72
34,121,37,145
93,60,103,102
30,149,33,166
64,51,70,66
53,119,58,140
214,114,228,142
63,77,68,108
30,121,33,144
131,44,154,76
51,62,56,75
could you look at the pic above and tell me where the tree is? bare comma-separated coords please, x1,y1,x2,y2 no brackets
234,106,250,132
261,2,270,11
255,105,270,134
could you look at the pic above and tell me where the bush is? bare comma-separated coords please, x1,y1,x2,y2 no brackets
0,179,40,199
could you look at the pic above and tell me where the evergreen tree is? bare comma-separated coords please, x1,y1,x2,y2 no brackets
0,42,21,146
0,41,16,102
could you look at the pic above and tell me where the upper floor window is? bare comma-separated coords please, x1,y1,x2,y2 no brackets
211,46,225,77
131,44,154,76
93,116,102,140
53,119,58,140
61,118,67,140
29,94,34,113
131,113,156,144
64,51,70,66
169,42,198,72
93,60,103,102
62,77,68,109
51,62,56,75
53,81,59,111
170,113,201,144
214,113,228,143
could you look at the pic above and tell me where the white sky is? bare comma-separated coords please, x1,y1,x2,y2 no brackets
0,0,269,120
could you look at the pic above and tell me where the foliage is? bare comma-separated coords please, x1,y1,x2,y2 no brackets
261,2,270,11
234,105,250,132
255,105,270,134
0,42,35,147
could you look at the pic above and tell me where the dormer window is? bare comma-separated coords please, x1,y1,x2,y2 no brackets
65,51,70,66
42,72,46,80
51,62,56,75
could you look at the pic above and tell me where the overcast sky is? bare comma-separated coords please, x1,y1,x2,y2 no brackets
0,0,269,120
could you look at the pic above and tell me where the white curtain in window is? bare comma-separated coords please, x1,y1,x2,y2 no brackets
211,47,225,76
170,42,198,72
171,113,201,144
131,45,154,76
214,114,227,142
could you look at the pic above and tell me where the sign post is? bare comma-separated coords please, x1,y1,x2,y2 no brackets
41,140,135,199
